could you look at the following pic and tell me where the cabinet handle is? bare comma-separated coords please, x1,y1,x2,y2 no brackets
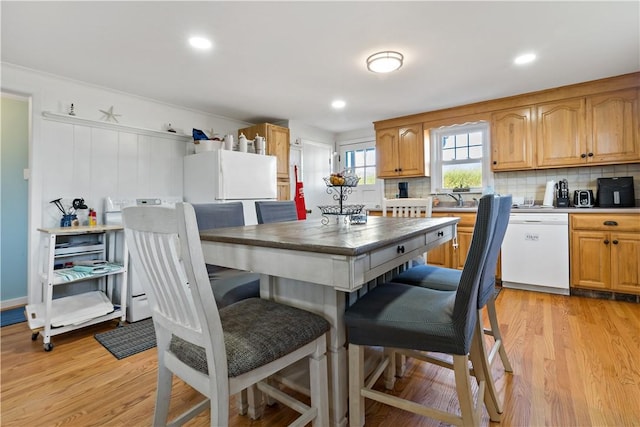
604,239,610,245
580,153,587,158
588,152,594,157
394,168,399,172
603,221,618,226
493,161,497,165
437,231,444,237
612,240,619,245
397,245,405,254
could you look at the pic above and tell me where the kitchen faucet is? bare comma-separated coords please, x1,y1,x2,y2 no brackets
446,193,465,207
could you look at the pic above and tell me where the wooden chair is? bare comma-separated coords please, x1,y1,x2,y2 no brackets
122,202,330,427
255,200,299,224
345,195,501,427
381,197,433,218
390,194,513,415
382,197,433,268
192,203,260,308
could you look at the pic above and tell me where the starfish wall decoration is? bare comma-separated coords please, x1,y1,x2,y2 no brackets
99,106,121,123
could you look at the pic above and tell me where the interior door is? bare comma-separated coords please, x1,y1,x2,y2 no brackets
301,140,333,220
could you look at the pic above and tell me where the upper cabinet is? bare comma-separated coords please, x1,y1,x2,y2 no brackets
491,107,535,171
537,89,640,168
238,123,291,200
536,97,587,168
587,88,640,164
374,72,639,173
376,123,427,178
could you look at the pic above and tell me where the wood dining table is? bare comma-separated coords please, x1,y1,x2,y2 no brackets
200,215,459,427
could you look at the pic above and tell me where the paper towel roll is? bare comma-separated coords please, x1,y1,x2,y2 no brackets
542,180,556,207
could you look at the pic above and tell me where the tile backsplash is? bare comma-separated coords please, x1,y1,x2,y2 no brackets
384,163,640,204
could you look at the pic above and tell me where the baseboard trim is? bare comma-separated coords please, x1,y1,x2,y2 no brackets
1,297,28,310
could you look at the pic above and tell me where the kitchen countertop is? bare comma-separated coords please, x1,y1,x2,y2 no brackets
431,206,640,214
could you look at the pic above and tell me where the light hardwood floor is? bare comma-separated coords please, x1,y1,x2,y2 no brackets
2,288,639,426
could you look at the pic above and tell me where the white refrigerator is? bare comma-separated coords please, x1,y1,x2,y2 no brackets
183,150,278,225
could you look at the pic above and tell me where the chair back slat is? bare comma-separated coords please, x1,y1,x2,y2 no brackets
382,198,433,218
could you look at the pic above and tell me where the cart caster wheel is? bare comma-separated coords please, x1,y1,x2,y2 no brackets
44,343,53,352
31,332,39,341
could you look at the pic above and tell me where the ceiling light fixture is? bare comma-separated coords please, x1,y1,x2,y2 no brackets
514,53,536,65
366,51,403,73
331,100,346,109
189,37,212,50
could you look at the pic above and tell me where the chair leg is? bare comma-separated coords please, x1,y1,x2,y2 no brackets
471,318,502,422
383,348,396,389
236,391,248,415
153,357,173,426
452,355,480,427
348,344,365,427
486,296,513,372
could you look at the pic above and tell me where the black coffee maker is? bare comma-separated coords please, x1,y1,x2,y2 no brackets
398,182,409,198
555,179,570,207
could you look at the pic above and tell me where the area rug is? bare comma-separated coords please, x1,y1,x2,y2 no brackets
1,307,26,327
95,318,156,359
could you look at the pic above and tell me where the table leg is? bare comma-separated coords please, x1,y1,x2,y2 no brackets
260,275,349,427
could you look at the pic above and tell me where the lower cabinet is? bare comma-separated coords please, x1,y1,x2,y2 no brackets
570,213,640,295
427,212,476,270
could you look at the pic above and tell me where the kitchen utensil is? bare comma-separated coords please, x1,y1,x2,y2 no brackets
573,190,594,208
50,198,66,215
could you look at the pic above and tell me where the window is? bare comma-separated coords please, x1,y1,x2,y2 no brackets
430,122,493,193
341,143,376,185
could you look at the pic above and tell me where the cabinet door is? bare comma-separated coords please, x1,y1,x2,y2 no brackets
376,128,400,178
571,230,610,289
587,88,640,164
536,98,586,167
277,181,290,201
451,227,474,270
397,124,425,176
267,125,290,180
610,232,640,294
491,107,534,171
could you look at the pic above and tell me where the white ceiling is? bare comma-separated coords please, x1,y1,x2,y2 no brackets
2,1,639,134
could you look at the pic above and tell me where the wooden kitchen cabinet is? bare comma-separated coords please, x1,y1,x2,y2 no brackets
239,123,291,200
536,89,639,168
570,213,640,295
490,106,535,171
427,212,476,270
536,97,587,168
376,123,427,178
586,88,640,164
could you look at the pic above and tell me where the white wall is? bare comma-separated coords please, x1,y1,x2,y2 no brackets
1,63,252,304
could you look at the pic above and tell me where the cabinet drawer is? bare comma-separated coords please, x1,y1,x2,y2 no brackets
571,214,640,232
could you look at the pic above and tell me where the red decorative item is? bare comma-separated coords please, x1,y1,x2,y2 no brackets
294,165,307,220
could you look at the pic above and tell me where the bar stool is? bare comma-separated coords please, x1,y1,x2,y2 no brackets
345,194,501,426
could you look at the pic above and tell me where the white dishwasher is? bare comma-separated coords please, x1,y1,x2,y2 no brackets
501,212,569,295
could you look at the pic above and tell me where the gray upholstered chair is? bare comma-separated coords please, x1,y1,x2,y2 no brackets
390,194,513,415
192,203,260,308
255,200,298,224
345,194,502,427
123,202,330,427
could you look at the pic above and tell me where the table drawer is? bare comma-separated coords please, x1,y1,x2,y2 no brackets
370,235,425,269
571,214,640,232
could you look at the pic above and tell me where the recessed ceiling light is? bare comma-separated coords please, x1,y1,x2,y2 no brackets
514,53,536,65
367,51,404,73
332,100,346,109
189,37,212,50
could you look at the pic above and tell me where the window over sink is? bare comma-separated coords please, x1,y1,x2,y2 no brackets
430,122,493,194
